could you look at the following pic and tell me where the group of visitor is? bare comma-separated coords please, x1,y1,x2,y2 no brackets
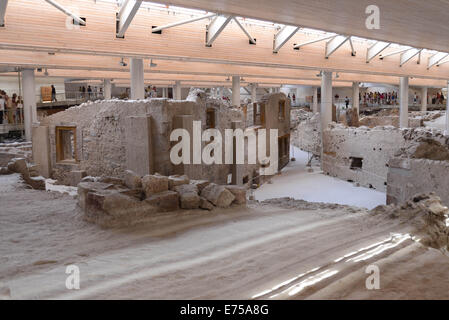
362,91,398,105
0,90,23,125
78,85,103,100
430,92,445,105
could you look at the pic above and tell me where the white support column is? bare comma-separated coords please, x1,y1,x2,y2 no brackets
103,79,112,99
321,71,333,129
313,86,318,113
295,87,301,107
446,81,449,134
22,69,37,141
400,76,409,128
174,81,181,100
251,83,257,103
232,76,240,107
421,87,428,111
130,58,144,100
162,87,167,98
352,81,360,113
0,0,8,27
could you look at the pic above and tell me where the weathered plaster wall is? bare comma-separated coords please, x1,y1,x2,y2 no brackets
291,112,321,156
387,158,449,206
322,125,448,192
322,125,406,191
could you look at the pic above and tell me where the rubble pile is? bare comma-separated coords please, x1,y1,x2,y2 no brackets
78,170,247,227
371,193,449,250
290,108,313,129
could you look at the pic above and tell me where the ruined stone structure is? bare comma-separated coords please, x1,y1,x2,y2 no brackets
387,135,449,206
291,112,321,156
322,125,405,191
248,93,292,171
322,125,449,192
78,171,247,227
31,91,291,187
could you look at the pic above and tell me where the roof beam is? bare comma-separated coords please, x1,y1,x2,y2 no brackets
205,15,233,47
0,0,7,27
273,25,300,53
325,35,350,59
400,48,422,67
151,13,216,33
44,0,86,26
232,17,256,44
348,37,356,56
379,47,410,59
436,58,449,67
428,52,449,69
116,0,142,38
293,34,334,50
366,41,390,63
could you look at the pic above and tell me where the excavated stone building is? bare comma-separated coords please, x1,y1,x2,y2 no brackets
31,91,291,189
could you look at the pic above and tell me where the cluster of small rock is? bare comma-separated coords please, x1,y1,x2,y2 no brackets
78,170,247,227
371,193,449,250
0,157,45,189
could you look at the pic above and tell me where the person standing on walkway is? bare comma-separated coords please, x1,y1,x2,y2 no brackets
51,85,57,102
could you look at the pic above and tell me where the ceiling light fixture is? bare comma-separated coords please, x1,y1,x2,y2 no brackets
119,57,127,67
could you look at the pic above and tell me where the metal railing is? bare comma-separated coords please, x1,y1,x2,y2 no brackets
38,91,104,103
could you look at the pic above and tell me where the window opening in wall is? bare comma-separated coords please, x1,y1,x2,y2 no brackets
278,100,286,120
56,126,77,163
350,157,363,170
278,135,290,158
206,108,216,129
253,103,261,125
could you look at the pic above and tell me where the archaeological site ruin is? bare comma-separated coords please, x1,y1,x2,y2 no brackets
2,0,449,306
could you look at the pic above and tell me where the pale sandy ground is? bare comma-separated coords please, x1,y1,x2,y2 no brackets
255,147,386,209
2,173,449,300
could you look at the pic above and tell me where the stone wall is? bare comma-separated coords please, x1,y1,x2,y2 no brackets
322,125,448,192
322,125,405,191
36,98,244,185
291,112,321,156
387,158,449,206
34,91,290,187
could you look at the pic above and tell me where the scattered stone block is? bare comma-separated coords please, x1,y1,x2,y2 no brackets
27,176,46,190
144,190,179,212
199,197,214,211
225,185,247,205
0,167,10,175
77,181,114,210
69,170,87,187
124,170,142,189
190,180,210,193
98,176,125,186
28,164,40,177
201,183,235,208
142,174,169,197
168,175,190,190
8,158,27,176
85,191,158,226
174,184,200,209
